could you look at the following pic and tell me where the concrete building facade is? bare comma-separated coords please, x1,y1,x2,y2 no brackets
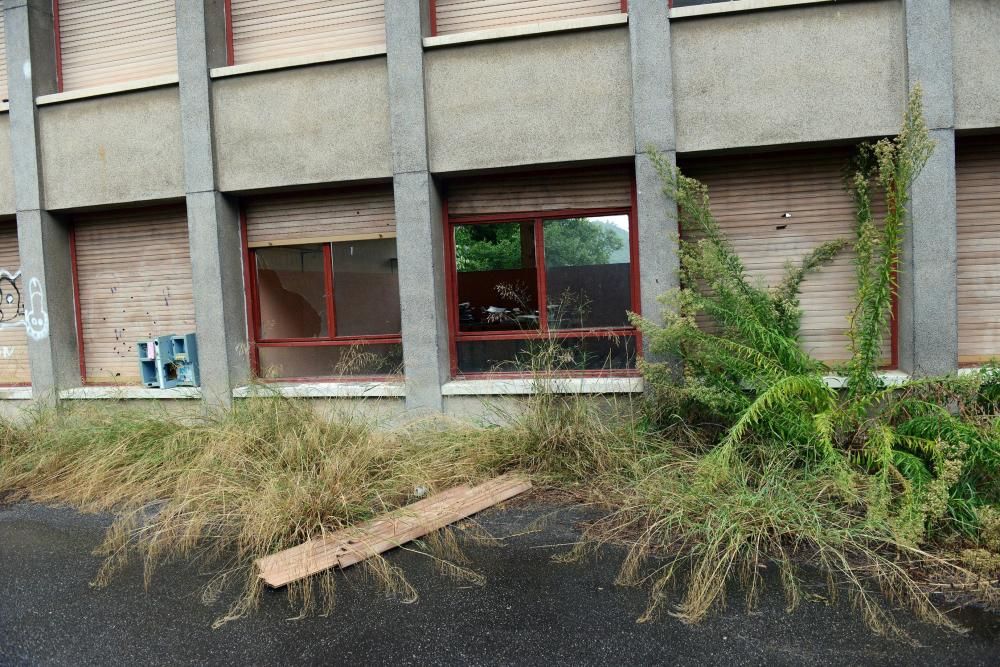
0,0,996,419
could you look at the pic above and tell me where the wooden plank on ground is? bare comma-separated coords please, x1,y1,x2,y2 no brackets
257,473,532,588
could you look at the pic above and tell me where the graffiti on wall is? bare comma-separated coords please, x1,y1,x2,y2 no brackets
0,268,48,341
0,269,21,324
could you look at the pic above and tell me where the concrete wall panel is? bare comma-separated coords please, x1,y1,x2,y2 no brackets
672,1,906,153
212,58,392,192
39,87,184,210
425,27,635,173
952,0,1000,130
0,115,14,215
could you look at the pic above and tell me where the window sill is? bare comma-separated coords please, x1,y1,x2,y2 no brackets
423,13,628,49
0,102,8,113
442,376,643,396
210,45,387,80
821,371,909,389
0,387,32,400
60,386,202,400
36,74,179,107
958,366,999,376
670,0,837,20
234,381,405,399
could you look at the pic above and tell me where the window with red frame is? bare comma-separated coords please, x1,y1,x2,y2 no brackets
446,203,639,377
243,189,402,380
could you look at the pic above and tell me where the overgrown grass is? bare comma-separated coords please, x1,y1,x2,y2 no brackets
0,398,500,626
0,376,997,638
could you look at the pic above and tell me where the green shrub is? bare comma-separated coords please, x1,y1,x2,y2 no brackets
615,87,1000,636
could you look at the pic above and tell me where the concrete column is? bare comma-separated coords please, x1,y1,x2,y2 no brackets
4,0,80,402
175,0,248,406
898,0,957,376
386,1,450,412
629,0,679,357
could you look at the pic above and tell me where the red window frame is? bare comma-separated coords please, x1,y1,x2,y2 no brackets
443,179,642,379
224,0,236,67
428,0,630,37
240,211,403,382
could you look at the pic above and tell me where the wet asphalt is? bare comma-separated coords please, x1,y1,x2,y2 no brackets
1,500,998,666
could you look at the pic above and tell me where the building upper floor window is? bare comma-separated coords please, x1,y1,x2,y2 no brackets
0,222,30,386
431,0,625,37
0,12,8,103
227,0,386,66
70,206,195,385
242,187,402,380
444,166,638,376
680,148,895,367
54,0,177,92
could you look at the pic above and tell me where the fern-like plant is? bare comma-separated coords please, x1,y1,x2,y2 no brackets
636,85,1000,572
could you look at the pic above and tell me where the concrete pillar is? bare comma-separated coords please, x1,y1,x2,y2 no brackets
175,0,249,406
629,0,679,357
386,1,450,412
898,0,957,375
4,0,80,402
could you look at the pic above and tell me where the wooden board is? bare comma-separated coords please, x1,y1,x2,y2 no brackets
231,0,385,65
57,0,177,91
257,473,532,588
244,186,396,247
681,148,891,365
434,0,621,36
73,206,195,384
0,223,30,385
957,135,1000,364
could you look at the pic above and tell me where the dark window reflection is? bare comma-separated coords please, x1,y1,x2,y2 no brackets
255,244,327,339
543,215,631,329
258,343,403,378
455,222,540,332
456,336,636,374
331,238,401,336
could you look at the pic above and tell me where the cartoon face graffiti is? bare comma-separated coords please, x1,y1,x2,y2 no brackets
0,269,23,324
24,277,48,341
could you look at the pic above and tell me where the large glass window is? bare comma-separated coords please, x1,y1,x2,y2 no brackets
250,239,402,379
449,213,637,376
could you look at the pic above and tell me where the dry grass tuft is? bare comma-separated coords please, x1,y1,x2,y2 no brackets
0,397,497,626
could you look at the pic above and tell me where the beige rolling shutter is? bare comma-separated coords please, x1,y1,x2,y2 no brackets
446,165,632,217
231,0,386,65
57,0,177,92
0,12,8,103
0,223,30,385
434,0,622,35
244,185,396,247
957,135,1000,365
682,149,890,365
73,207,195,384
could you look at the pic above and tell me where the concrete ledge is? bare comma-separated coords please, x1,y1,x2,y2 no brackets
36,74,180,106
670,0,836,20
442,377,644,396
422,13,628,49
59,386,202,400
0,387,32,400
209,45,388,79
822,371,910,389
0,102,9,113
958,366,1000,377
233,382,406,399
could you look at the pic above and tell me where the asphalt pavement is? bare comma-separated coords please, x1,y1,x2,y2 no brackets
1,500,998,666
